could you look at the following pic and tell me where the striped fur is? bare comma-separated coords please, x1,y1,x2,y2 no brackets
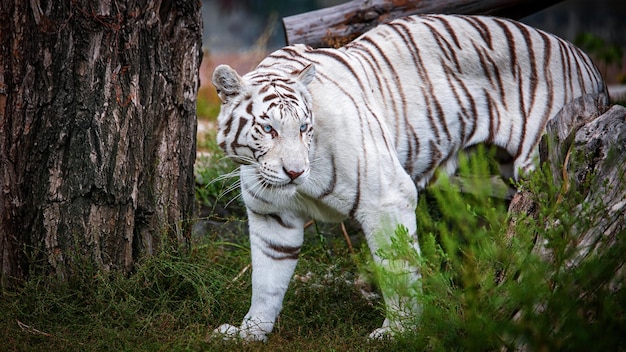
212,14,608,341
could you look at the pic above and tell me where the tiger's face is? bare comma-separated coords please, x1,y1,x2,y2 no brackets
212,64,316,192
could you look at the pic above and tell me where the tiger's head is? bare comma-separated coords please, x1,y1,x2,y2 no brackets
212,64,316,194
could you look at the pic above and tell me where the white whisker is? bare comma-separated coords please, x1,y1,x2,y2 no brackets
218,180,242,204
209,168,240,186
221,180,241,196
222,154,259,166
224,189,243,209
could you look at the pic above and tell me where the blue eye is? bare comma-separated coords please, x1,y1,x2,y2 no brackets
300,123,308,132
262,125,273,133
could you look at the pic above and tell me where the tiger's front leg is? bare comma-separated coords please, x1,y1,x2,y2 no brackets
214,209,305,342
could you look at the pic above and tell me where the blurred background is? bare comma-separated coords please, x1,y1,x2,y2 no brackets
200,0,625,87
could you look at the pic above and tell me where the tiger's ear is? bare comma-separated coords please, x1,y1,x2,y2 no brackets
212,64,243,103
297,64,316,86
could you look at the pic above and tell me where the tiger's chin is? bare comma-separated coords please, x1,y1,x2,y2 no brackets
264,181,299,194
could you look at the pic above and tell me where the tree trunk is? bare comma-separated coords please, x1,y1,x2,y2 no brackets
0,0,201,285
283,0,564,48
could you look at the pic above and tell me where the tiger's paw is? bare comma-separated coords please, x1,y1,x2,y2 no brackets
213,323,268,342
368,317,412,340
213,324,240,340
368,326,395,340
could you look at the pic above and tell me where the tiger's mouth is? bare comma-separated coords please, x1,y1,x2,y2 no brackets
256,171,307,191
260,177,301,189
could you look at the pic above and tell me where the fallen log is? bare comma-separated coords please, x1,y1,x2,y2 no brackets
508,96,624,276
283,0,564,48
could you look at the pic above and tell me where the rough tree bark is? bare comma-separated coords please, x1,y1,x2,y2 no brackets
283,0,564,48
0,0,201,285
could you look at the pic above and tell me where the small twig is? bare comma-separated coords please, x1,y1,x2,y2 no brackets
232,264,251,283
557,144,573,204
340,222,355,255
17,319,84,345
16,319,52,337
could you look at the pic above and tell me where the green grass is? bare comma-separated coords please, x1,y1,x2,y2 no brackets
0,223,391,351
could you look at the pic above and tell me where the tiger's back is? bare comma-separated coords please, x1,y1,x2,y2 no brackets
212,14,608,342
256,14,608,188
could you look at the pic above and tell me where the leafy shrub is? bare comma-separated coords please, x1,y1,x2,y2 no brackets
375,147,626,350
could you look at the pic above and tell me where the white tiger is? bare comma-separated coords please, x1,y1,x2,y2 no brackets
211,14,608,341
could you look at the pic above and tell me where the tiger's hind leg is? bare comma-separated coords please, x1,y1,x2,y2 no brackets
355,172,423,339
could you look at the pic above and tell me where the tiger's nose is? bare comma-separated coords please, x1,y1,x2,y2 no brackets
284,168,304,180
